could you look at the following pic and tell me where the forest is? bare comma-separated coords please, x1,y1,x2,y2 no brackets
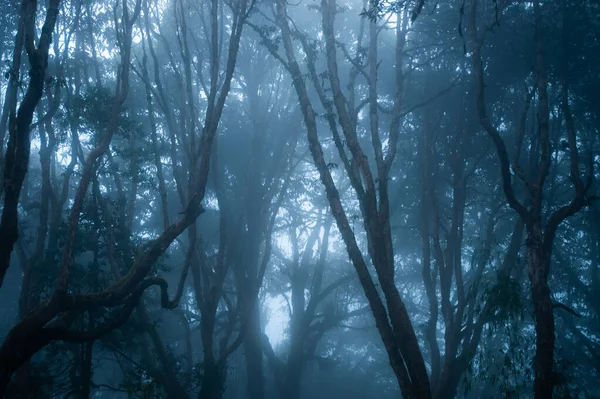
0,0,598,397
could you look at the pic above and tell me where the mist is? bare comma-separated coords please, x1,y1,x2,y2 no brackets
0,0,598,398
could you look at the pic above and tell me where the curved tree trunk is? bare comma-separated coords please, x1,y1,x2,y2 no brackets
469,1,592,397
0,0,61,287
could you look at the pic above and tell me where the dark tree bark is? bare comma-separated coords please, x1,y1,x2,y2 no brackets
0,0,61,287
0,1,210,392
243,304,265,399
0,197,205,395
469,1,593,397
269,1,431,397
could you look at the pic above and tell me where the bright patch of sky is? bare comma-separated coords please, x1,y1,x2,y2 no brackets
264,294,289,348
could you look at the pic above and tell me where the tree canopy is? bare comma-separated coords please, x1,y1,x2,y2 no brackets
0,0,598,398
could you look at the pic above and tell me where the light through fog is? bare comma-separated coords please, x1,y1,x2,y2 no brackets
0,0,597,398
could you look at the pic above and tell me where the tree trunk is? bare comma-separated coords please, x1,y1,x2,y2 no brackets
243,306,264,399
433,368,463,399
272,1,431,397
198,359,225,399
281,365,302,399
527,226,555,398
138,304,189,398
0,0,61,287
14,363,34,399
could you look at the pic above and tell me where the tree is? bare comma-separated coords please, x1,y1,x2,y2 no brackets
0,0,598,396
0,0,61,287
469,0,596,396
254,1,435,397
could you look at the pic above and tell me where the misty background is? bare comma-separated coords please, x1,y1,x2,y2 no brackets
0,0,598,398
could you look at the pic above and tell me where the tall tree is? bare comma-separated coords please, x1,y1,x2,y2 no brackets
0,0,61,287
469,0,596,396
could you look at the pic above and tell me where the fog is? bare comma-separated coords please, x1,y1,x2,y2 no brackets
0,0,598,398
